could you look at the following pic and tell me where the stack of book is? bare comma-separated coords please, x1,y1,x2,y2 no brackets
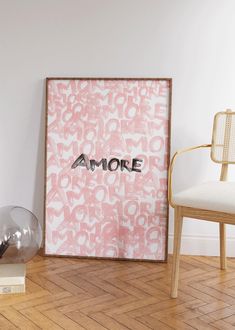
0,264,25,294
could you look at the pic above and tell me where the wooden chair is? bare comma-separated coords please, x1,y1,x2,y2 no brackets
169,110,235,298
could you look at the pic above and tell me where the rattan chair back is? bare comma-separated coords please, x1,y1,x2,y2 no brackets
211,110,235,164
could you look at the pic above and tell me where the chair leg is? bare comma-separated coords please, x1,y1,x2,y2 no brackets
171,206,183,298
220,223,227,270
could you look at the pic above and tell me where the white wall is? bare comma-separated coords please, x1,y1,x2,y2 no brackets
1,0,235,256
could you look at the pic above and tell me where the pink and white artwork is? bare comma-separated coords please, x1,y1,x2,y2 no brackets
45,78,171,261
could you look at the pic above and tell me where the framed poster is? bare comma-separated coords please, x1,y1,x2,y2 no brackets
44,78,171,261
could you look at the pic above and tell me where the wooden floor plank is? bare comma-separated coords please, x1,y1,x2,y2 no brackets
0,313,18,329
136,315,174,330
0,306,40,329
212,319,235,329
58,294,114,314
43,309,86,330
90,312,129,330
80,296,136,315
0,254,234,329
109,313,152,330
66,310,108,330
20,307,63,329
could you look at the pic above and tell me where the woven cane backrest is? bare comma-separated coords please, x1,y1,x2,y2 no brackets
211,110,235,164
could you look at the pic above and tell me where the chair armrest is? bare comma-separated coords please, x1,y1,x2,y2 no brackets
168,144,212,207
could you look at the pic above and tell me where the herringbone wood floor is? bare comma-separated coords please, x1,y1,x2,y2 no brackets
1,254,235,329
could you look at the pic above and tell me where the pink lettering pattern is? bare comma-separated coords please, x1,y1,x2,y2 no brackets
45,79,171,260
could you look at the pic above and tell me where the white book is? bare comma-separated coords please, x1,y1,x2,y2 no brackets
0,264,26,292
0,284,25,294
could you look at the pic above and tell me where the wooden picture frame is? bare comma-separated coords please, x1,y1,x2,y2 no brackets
44,77,172,261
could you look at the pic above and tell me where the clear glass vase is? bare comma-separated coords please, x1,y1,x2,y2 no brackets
0,206,42,263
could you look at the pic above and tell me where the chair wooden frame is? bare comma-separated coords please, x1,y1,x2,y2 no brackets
169,110,235,298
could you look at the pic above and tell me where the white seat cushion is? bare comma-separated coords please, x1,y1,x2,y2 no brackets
173,181,235,214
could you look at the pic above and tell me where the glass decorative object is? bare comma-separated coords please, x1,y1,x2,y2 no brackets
0,206,42,264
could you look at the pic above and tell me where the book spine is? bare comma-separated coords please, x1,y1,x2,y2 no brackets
0,284,25,294
0,277,25,285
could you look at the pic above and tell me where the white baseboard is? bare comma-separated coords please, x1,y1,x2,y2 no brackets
168,234,235,257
